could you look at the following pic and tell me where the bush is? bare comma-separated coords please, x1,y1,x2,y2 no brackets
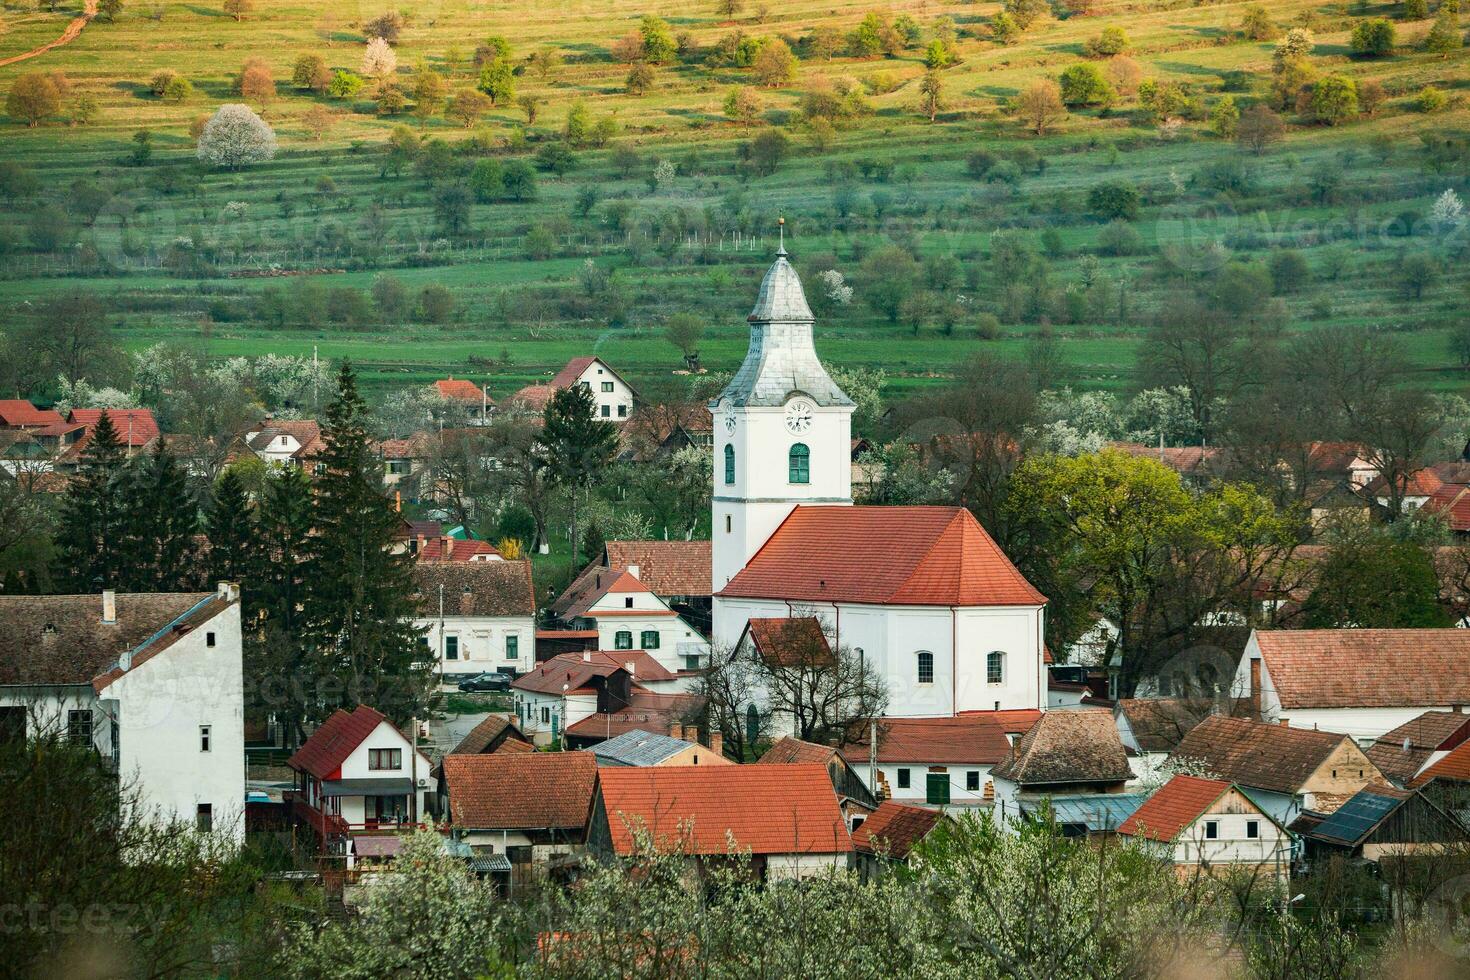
1058,63,1114,106
1417,85,1448,113
1084,27,1130,58
1086,181,1140,221
417,283,455,322
965,150,996,180
1096,219,1142,256
1267,249,1310,292
1306,75,1358,126
1349,19,1396,56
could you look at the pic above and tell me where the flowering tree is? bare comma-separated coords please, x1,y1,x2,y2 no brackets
361,36,398,81
196,104,276,169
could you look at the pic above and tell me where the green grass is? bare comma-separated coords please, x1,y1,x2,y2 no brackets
1,0,1468,402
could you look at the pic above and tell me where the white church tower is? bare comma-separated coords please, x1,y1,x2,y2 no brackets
710,226,855,592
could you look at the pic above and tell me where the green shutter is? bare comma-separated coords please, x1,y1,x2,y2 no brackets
926,773,950,805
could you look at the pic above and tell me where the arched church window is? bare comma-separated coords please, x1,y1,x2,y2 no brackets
788,443,810,484
916,650,934,684
745,703,760,746
724,444,735,485
987,651,1005,684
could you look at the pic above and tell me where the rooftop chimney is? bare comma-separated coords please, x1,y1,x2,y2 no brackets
583,651,593,662
628,564,640,579
669,721,681,738
625,661,636,676
217,581,239,602
710,731,724,757
101,590,116,625
683,724,698,744
415,534,426,554
444,536,455,559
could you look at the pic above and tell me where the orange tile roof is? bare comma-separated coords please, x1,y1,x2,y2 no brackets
0,400,63,427
840,716,1012,765
434,377,490,403
757,737,841,766
288,706,388,780
743,617,834,668
604,571,652,594
1117,775,1235,842
509,384,556,411
597,763,852,856
69,408,159,449
955,708,1044,735
443,752,597,830
1254,629,1470,709
720,506,1045,607
850,800,944,859
1366,711,1470,784
1423,484,1470,532
416,538,502,562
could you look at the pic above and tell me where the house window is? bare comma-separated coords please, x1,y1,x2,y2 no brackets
617,405,627,418
1205,820,1219,840
200,725,211,752
724,444,735,485
967,771,980,792
926,773,950,805
196,804,213,832
615,630,633,650
725,515,732,533
541,706,550,724
67,709,93,745
601,382,614,392
369,748,402,771
600,405,610,418
0,706,24,745
641,630,660,650
788,443,810,484
206,631,216,648
445,635,459,661
685,655,701,670
916,651,934,685
506,635,519,660
987,651,1005,684
1246,820,1259,839
624,597,634,608
897,768,911,789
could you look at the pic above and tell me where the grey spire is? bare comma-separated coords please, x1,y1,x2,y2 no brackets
713,249,853,409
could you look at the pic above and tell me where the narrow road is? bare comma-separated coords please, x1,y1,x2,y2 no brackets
0,0,97,69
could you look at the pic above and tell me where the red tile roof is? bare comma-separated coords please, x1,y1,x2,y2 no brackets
1254,629,1470,709
554,541,712,619
840,716,1012,765
1423,484,1470,532
1413,737,1470,786
955,708,1044,735
597,763,853,856
1368,711,1470,785
288,706,388,780
550,356,600,389
0,400,63,427
604,571,651,594
850,800,944,859
416,538,502,562
1117,775,1234,842
719,506,1045,607
69,408,159,449
443,751,597,830
742,617,835,669
434,377,491,403
757,737,842,766
563,691,704,741
513,650,674,696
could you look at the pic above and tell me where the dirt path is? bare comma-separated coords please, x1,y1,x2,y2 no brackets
0,0,97,69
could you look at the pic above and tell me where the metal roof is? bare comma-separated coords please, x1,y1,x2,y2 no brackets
1019,794,1150,832
320,777,415,797
469,854,513,873
590,729,694,767
1307,787,1410,846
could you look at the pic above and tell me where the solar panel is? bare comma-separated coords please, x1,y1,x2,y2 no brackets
1310,791,1401,845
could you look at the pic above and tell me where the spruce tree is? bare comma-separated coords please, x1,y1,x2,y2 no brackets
56,411,128,591
120,440,200,591
206,467,256,587
307,363,430,723
253,467,315,742
538,383,618,567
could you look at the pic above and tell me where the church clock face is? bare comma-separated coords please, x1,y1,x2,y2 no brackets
785,399,814,434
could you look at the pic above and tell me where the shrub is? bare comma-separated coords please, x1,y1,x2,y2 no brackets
1306,75,1358,126
417,283,455,322
1268,249,1310,292
1058,63,1114,106
965,150,996,179
149,69,180,97
1350,19,1396,56
1087,181,1140,221
1097,219,1142,255
1417,85,1448,112
1084,27,1130,58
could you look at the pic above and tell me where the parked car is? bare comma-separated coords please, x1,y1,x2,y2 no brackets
458,672,513,692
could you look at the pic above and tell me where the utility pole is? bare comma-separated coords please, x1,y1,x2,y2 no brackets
410,716,418,825
438,583,445,688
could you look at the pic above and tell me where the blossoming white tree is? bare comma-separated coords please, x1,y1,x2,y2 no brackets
196,103,277,169
361,37,397,81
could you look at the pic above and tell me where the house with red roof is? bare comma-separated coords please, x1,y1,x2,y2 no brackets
286,705,433,848
439,752,598,876
432,377,493,422
0,399,64,429
511,650,688,746
566,568,710,676
245,420,324,469
851,799,948,875
1233,628,1470,742
839,715,1014,806
588,763,854,879
509,356,636,422
1117,775,1290,880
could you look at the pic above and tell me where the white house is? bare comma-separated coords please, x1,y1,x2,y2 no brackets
839,715,1015,806
566,568,709,674
511,650,681,745
244,420,323,469
440,751,597,870
413,561,537,683
287,705,433,846
1118,775,1291,880
1232,628,1470,743
0,585,246,840
990,710,1133,828
708,245,1047,719
510,357,637,422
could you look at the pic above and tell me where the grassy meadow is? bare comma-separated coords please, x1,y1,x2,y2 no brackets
0,0,1467,402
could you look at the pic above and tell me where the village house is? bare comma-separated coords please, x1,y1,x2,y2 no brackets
563,692,704,749
1295,784,1469,864
0,399,63,429
511,650,687,746
1365,710,1470,787
1114,698,1223,786
286,706,433,850
445,714,532,757
1233,629,1470,742
439,751,598,887
0,585,246,840
991,710,1133,826
413,561,535,685
588,763,854,880
1118,775,1291,881
757,736,877,825
851,800,948,878
1169,715,1386,825
378,434,432,497
839,715,1014,807
510,356,637,421
560,569,710,675
1406,736,1470,823
619,403,715,463
245,420,324,470
433,377,494,423
589,728,731,768
553,540,712,638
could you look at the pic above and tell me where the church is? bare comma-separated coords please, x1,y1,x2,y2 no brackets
709,239,1049,718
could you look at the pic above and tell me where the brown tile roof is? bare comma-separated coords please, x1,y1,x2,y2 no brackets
512,651,674,696
442,752,598,831
954,708,1044,735
597,763,852,856
416,538,503,562
411,561,534,618
720,506,1046,607
1117,775,1236,842
1107,442,1222,477
850,800,944,859
287,706,388,780
448,715,529,756
1367,711,1470,785
840,716,1013,766
563,692,704,740
757,736,841,766
554,541,712,619
991,710,1131,785
247,420,323,458
0,592,218,687
0,400,63,428
1114,699,1219,754
742,617,834,669
1254,629,1470,709
1168,715,1363,795
433,377,490,403
509,384,556,412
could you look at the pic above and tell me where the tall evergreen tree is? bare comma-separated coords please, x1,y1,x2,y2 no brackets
206,467,256,587
119,440,200,591
538,384,618,567
306,363,430,724
253,467,315,742
56,411,128,591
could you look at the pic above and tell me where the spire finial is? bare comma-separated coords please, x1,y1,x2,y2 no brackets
777,216,786,256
